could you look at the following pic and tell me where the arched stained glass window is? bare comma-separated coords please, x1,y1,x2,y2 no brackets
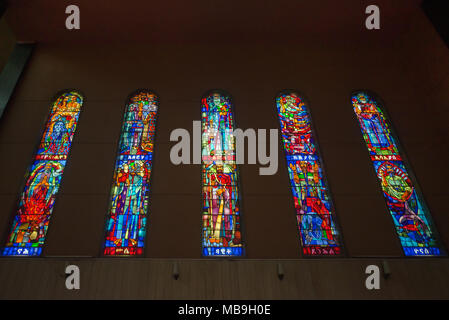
276,92,342,256
352,91,443,256
103,90,158,256
202,91,244,257
2,91,83,256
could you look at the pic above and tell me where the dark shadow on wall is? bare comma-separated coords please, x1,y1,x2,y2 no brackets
422,0,449,48
0,0,16,73
0,0,7,18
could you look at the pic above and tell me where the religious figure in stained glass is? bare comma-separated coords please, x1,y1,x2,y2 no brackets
202,92,243,256
352,91,443,256
103,90,157,256
276,92,342,255
2,91,83,256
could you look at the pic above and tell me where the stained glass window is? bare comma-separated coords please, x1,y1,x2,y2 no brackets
276,92,342,256
202,92,244,257
352,91,443,256
2,91,83,256
103,91,158,256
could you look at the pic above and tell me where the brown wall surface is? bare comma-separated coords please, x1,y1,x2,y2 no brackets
1,258,449,299
0,0,448,299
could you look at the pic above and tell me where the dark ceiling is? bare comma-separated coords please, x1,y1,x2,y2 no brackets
5,0,423,44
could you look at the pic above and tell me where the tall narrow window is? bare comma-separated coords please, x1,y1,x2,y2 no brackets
103,90,158,256
276,92,342,256
352,91,443,256
2,91,83,256
202,91,243,256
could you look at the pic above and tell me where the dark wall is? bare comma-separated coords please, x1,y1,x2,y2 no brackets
0,18,15,73
4,0,422,44
422,0,449,48
0,2,448,261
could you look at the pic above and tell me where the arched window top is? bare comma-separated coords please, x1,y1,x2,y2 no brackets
276,91,342,256
201,91,233,114
51,90,83,111
202,89,232,99
351,90,444,256
122,91,158,128
276,90,306,106
2,90,84,256
351,91,400,154
127,90,158,105
276,92,314,148
276,91,308,111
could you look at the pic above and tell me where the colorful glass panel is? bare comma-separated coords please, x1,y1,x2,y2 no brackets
352,91,443,256
103,91,158,256
276,92,342,255
2,91,83,256
202,92,243,256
